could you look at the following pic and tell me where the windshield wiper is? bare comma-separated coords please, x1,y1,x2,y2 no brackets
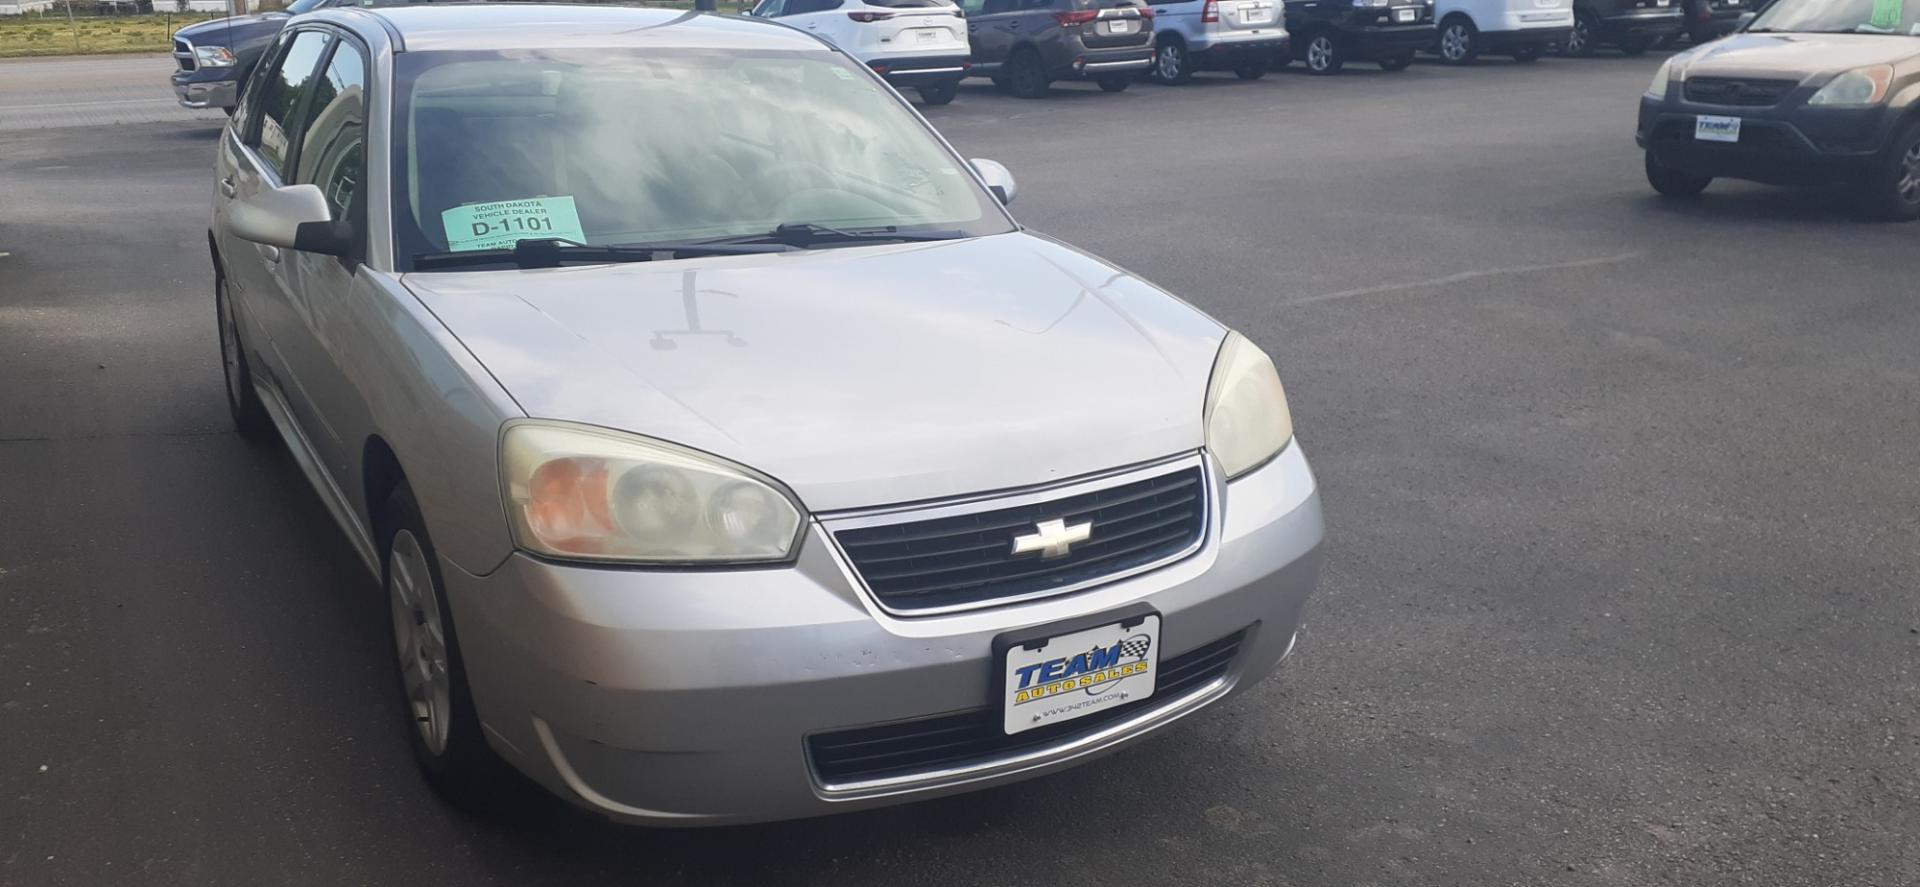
693,222,972,249
412,237,791,271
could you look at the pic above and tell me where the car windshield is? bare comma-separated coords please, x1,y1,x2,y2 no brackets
1748,0,1920,33
388,48,1014,271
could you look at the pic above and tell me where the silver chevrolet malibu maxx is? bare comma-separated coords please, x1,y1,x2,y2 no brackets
209,3,1324,825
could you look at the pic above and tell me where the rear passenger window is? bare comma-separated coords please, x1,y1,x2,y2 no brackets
247,30,333,180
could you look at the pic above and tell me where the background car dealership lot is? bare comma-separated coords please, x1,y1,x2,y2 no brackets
4,45,1920,887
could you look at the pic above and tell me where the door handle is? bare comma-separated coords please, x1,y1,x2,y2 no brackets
260,244,281,263
219,177,237,198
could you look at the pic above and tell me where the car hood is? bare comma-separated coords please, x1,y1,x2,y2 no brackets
402,233,1227,512
175,12,287,42
1680,33,1918,78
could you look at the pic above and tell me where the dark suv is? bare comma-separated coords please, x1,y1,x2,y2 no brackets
1637,0,1920,220
1673,0,1745,44
1282,0,1436,74
1564,0,1682,55
960,0,1156,96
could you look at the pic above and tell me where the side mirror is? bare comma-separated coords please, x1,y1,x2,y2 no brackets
230,183,347,256
971,158,1017,206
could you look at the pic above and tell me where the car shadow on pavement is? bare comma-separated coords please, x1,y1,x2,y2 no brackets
1635,185,1875,225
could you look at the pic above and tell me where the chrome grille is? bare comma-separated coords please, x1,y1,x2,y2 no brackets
831,462,1207,615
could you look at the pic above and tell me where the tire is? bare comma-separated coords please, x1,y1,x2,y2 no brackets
1437,16,1480,65
1234,62,1267,80
1303,32,1345,75
1855,121,1920,222
1152,37,1193,84
1645,150,1712,198
1097,75,1132,92
1006,47,1050,99
380,485,520,810
1377,51,1415,71
917,81,959,105
1618,34,1653,55
1566,10,1597,57
216,273,275,443
1511,43,1543,62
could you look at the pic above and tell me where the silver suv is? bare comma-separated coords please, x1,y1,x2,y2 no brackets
1146,0,1290,83
210,3,1324,825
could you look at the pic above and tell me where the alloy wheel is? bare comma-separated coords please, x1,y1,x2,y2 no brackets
389,528,452,757
1440,24,1470,61
1157,44,1183,81
1900,142,1920,206
1308,36,1334,71
1567,19,1589,54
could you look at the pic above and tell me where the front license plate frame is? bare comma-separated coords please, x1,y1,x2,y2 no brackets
995,604,1161,736
1695,114,1741,143
1394,7,1417,21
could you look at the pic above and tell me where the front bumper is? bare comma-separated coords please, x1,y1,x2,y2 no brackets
170,71,239,110
1637,97,1893,187
444,444,1324,826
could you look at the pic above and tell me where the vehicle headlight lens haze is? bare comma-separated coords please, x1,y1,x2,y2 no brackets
194,45,237,67
1204,332,1295,480
503,422,804,564
1808,66,1893,107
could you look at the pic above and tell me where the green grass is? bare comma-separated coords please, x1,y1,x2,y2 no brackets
0,13,222,58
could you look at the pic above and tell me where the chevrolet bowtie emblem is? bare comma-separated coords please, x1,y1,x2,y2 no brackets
1011,519,1092,560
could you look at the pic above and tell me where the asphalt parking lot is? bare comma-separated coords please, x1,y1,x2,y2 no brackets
4,50,1919,887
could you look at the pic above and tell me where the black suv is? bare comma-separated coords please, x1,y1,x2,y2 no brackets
1282,0,1436,74
960,0,1157,96
1673,0,1746,44
1565,0,1681,55
1637,0,1920,220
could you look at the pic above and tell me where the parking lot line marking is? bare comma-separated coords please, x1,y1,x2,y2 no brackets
1283,252,1647,308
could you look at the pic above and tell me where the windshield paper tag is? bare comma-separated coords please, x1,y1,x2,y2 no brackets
1869,0,1900,30
441,197,586,252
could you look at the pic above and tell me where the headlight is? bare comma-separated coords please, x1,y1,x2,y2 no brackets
1204,332,1295,480
1807,65,1893,107
501,421,804,564
1646,58,1674,98
193,45,237,67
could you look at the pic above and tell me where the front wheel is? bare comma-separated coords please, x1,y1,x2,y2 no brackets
1645,150,1712,198
1006,48,1051,99
917,81,959,105
382,486,519,809
1566,11,1597,56
1234,62,1267,80
1377,52,1415,71
1855,122,1920,222
1152,39,1193,84
1097,75,1132,92
1438,18,1480,65
1304,33,1345,75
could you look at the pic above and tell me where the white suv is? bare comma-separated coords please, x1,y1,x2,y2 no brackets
1430,0,1573,63
752,0,974,104
1146,0,1289,83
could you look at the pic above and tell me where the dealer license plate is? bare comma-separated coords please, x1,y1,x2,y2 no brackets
1394,7,1416,20
1695,115,1741,143
1001,613,1161,735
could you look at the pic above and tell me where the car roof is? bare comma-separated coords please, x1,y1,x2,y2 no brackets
323,4,829,53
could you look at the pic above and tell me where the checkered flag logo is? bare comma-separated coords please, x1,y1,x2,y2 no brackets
1118,635,1152,660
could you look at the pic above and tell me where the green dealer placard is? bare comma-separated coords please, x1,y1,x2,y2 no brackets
441,196,587,252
